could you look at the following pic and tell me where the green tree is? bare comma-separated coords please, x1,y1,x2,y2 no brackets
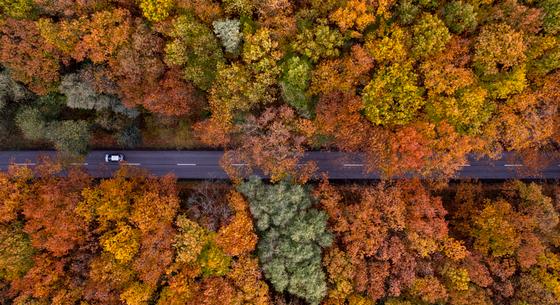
0,222,34,281
279,56,312,116
0,0,34,19
362,61,425,126
411,13,451,59
116,125,142,149
540,0,560,35
426,86,495,134
292,24,344,62
45,120,90,155
165,14,224,90
15,106,46,141
443,1,478,34
238,177,332,305
396,0,419,25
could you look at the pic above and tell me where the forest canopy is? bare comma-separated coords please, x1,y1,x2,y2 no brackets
0,0,557,177
0,161,559,305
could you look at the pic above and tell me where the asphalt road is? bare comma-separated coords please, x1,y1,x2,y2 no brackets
0,150,558,179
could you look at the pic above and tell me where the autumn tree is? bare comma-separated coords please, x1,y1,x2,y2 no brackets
254,0,297,44
329,0,375,34
0,222,34,281
316,180,463,303
0,70,33,109
197,27,282,146
362,61,424,126
411,13,451,59
37,8,132,64
364,24,411,64
309,45,373,95
138,0,174,22
238,178,332,305
0,19,62,94
223,106,316,182
473,23,526,76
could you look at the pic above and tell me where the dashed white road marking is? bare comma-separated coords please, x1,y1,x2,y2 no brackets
460,164,471,167
123,163,141,166
14,162,36,166
177,163,196,166
232,163,247,166
504,164,523,167
70,163,88,166
343,163,364,167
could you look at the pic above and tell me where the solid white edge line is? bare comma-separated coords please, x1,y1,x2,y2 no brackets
504,164,523,167
14,163,36,166
343,164,364,167
177,163,197,166
123,163,141,166
70,163,88,166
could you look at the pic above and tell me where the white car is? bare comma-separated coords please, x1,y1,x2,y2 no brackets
105,153,125,163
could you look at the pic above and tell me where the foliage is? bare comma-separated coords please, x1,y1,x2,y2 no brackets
37,8,132,64
473,23,526,75
138,0,174,22
0,19,62,95
0,70,33,109
0,0,34,19
292,24,345,62
59,73,120,111
101,223,140,263
238,177,332,305
165,14,224,90
0,222,34,281
223,0,254,15
362,61,424,126
45,120,91,155
443,1,478,34
279,55,312,115
329,0,375,33
411,13,451,59
224,106,315,182
426,86,495,134
540,0,560,35
15,107,46,141
117,125,142,148
365,25,411,63
213,19,242,54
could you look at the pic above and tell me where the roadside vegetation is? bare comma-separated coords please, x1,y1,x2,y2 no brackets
0,0,558,176
0,162,559,304
1,1,559,304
